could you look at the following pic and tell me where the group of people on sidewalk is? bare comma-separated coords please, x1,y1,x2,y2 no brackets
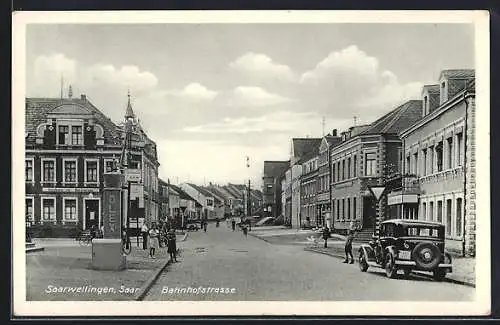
230,217,250,237
320,220,361,264
140,222,179,262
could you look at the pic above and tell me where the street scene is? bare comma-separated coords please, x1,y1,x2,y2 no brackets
19,16,485,313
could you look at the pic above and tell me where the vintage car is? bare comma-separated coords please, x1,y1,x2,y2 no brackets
358,219,453,281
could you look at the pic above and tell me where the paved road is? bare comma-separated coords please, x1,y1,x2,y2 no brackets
143,223,474,301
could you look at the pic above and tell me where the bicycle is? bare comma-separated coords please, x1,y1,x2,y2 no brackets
121,233,132,255
78,232,93,246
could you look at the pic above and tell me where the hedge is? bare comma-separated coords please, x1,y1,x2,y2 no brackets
29,223,82,238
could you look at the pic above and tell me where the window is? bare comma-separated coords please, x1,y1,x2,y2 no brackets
446,137,453,169
26,198,33,221
456,198,463,237
424,96,428,115
436,141,443,172
342,160,345,180
72,126,83,145
422,149,427,176
406,155,411,174
365,152,376,176
25,159,33,182
42,198,56,221
456,133,463,166
104,159,115,173
353,198,357,220
64,159,77,183
429,145,434,174
64,198,77,221
58,125,69,145
86,160,98,183
441,82,447,104
347,198,351,220
429,202,434,221
42,159,55,182
446,199,452,236
332,163,336,183
337,161,341,182
353,155,357,177
342,199,345,220
437,200,443,223
413,153,418,175
347,157,351,179
422,202,427,220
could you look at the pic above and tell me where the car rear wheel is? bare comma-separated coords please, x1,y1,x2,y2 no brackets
385,254,398,279
433,269,446,281
412,242,441,271
359,251,369,272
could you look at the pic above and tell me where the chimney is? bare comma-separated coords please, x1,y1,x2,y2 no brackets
332,129,338,136
81,94,87,101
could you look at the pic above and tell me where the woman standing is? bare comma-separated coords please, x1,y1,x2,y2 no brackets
148,222,160,259
167,229,178,262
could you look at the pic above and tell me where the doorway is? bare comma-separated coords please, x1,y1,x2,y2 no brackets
363,196,376,228
85,199,100,230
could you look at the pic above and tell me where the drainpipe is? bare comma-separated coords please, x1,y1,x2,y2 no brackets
462,91,468,257
402,137,406,219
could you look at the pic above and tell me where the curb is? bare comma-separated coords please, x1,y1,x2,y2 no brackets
134,259,172,301
304,247,475,288
248,233,272,244
26,246,45,253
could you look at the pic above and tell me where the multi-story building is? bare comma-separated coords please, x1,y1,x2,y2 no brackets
387,69,476,256
315,131,341,228
180,183,218,220
330,100,422,239
300,153,318,228
169,184,201,223
25,89,160,234
262,161,290,219
289,138,322,228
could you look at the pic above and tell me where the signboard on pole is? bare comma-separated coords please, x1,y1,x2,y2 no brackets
125,169,142,183
102,189,121,239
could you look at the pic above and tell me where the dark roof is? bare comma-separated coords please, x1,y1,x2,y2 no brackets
467,79,476,92
207,186,231,201
200,186,223,204
25,97,122,146
325,136,342,147
298,148,319,164
381,219,444,228
440,69,475,79
263,161,290,177
360,100,423,135
422,84,440,94
169,184,199,204
292,138,322,159
188,183,216,198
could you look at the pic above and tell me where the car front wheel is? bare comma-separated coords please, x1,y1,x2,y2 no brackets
385,254,398,279
359,251,369,272
433,269,446,281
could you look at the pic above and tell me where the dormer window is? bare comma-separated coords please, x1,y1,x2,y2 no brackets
72,126,83,145
59,126,69,144
440,82,447,104
57,123,84,146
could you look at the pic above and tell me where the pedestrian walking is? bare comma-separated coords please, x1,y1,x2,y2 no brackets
167,228,178,262
322,225,331,248
141,222,149,250
242,224,248,237
343,221,359,264
231,219,236,231
203,220,207,232
148,223,160,259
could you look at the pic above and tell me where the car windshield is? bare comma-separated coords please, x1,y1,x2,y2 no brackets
405,226,442,238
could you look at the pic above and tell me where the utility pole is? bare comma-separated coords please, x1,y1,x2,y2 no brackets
246,156,251,217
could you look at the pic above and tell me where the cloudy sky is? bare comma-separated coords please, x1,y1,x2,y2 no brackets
25,23,474,188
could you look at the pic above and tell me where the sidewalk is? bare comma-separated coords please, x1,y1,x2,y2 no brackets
304,241,475,287
26,234,186,301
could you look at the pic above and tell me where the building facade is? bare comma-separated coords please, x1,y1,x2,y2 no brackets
330,100,422,238
388,69,476,256
262,161,290,218
300,155,318,228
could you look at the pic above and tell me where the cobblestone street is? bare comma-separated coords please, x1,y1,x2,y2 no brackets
143,223,474,301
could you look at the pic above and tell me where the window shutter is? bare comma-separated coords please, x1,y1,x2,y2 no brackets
43,123,56,149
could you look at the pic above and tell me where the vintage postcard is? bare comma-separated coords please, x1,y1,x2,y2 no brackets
12,10,490,317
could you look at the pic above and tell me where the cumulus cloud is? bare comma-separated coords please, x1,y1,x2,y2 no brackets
31,53,78,97
229,52,296,81
83,64,158,92
169,82,218,101
227,86,293,107
298,45,422,117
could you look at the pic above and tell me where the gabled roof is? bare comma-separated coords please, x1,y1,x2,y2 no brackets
298,149,319,164
200,186,223,204
188,183,215,198
360,100,423,135
440,69,475,80
292,138,322,159
224,184,244,200
25,97,122,146
169,184,200,205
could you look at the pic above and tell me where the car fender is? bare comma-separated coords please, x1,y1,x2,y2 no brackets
359,244,376,261
385,246,398,260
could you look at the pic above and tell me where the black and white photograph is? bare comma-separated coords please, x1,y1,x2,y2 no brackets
12,11,490,316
